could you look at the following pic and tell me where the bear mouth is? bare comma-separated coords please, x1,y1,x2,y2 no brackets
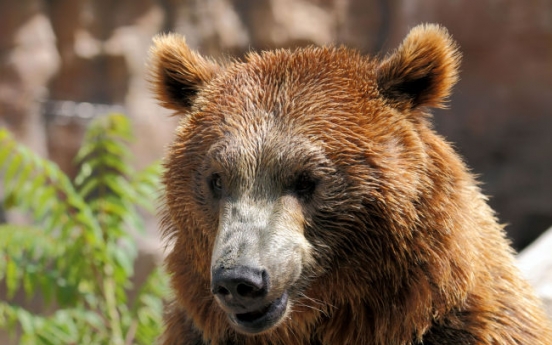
228,291,289,334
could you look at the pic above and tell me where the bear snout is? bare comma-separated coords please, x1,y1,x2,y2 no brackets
208,197,310,332
211,265,269,313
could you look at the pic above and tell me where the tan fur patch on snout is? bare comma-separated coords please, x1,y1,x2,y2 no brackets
271,195,313,265
211,195,312,300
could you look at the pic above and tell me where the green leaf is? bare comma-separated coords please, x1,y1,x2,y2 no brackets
28,174,47,197
37,312,76,344
43,160,64,184
80,310,105,332
23,268,36,298
12,148,32,191
125,209,145,234
16,308,35,334
4,153,22,191
76,175,100,199
106,113,133,140
74,141,96,164
34,186,56,220
58,174,76,194
73,212,103,243
105,175,136,200
102,198,128,219
36,333,58,345
0,139,14,164
56,280,79,307
74,161,93,187
39,274,55,306
5,258,19,299
43,205,67,233
91,155,131,175
103,138,130,159
111,242,136,278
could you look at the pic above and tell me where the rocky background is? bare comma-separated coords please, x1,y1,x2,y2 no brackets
1,0,551,318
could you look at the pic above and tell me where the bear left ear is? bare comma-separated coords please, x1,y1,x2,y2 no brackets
149,33,221,113
376,24,461,111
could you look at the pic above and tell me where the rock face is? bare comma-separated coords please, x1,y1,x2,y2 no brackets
0,1,58,157
518,227,552,319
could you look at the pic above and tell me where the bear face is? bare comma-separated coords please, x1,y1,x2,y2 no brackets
150,24,552,345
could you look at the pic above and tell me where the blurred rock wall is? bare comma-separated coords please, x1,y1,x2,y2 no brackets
518,226,552,319
1,0,551,250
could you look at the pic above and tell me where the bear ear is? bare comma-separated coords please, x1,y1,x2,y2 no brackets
149,33,220,112
376,24,461,111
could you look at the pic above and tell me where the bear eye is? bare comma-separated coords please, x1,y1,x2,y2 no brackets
209,173,223,197
293,172,317,200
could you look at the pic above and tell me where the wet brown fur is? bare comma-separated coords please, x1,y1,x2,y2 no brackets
149,24,552,344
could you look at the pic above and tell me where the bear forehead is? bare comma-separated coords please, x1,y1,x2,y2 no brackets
199,47,382,121
186,47,389,165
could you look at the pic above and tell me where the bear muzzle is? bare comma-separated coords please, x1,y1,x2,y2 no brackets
208,197,309,333
211,265,289,334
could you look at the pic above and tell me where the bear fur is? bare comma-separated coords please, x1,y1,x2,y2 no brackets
149,24,552,344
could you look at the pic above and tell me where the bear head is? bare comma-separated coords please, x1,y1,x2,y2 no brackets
150,24,475,344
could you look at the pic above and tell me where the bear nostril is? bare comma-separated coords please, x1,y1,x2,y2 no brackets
236,282,258,297
216,286,230,296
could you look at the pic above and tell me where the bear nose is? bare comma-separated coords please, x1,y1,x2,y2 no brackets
211,266,269,305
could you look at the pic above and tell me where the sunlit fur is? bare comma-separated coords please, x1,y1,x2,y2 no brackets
150,24,552,345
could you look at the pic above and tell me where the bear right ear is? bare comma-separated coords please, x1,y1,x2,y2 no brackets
376,24,461,111
149,33,220,112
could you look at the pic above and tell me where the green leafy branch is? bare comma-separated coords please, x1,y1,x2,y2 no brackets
0,114,166,345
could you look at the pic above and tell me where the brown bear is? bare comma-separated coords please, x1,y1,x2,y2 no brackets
149,24,552,344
